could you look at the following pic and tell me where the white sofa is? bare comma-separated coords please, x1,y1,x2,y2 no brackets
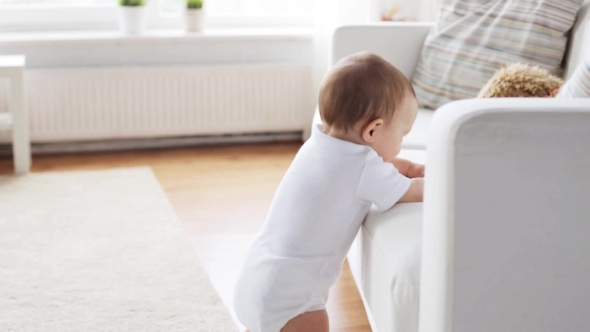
312,2,590,331
420,98,590,332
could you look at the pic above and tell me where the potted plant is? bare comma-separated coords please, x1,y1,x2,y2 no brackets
185,0,204,32
118,0,148,35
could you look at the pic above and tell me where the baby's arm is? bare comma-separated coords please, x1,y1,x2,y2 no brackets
398,178,424,203
391,158,425,178
393,158,424,202
358,151,424,210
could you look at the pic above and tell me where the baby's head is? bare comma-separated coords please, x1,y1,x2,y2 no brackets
319,52,417,161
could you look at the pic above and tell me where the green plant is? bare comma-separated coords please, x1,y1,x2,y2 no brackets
187,0,202,9
119,0,145,6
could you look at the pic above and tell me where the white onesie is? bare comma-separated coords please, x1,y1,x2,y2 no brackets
233,124,411,332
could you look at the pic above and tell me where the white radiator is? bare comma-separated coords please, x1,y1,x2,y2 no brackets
0,64,312,143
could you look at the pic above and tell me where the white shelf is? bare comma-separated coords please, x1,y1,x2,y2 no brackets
0,55,25,68
0,28,313,68
0,28,314,47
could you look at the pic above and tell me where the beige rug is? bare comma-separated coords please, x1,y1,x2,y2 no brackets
0,168,236,332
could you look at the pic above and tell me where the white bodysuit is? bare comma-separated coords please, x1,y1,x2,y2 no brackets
233,124,411,332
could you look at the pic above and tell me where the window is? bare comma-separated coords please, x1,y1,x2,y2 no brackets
206,0,314,14
0,0,314,10
0,0,315,32
158,0,314,16
0,0,110,4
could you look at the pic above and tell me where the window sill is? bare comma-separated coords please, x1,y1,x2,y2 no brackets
0,28,314,68
0,27,314,46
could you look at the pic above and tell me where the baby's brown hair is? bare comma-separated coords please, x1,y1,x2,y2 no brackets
319,52,415,132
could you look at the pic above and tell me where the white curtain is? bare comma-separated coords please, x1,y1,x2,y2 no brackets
312,0,378,91
311,0,439,91
419,0,443,21
302,0,378,140
304,0,439,140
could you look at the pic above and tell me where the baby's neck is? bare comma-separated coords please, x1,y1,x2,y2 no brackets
323,125,365,145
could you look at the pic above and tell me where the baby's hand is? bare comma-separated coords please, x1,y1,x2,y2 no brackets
391,158,425,178
408,163,425,178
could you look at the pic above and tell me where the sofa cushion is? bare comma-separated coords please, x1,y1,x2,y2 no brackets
348,202,423,332
412,0,584,110
564,0,590,79
312,107,433,150
558,56,590,97
347,149,425,332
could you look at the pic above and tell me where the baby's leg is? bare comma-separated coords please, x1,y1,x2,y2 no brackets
280,309,329,332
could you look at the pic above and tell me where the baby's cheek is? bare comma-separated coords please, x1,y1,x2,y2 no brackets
392,137,403,155
392,145,402,158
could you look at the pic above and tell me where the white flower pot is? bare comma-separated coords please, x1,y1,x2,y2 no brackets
118,6,148,35
185,9,205,32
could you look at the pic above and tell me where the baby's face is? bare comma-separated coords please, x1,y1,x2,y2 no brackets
370,96,418,162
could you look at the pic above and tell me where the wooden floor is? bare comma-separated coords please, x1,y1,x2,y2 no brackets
0,142,372,332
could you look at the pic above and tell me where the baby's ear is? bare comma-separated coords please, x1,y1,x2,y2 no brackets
362,119,384,143
548,87,560,97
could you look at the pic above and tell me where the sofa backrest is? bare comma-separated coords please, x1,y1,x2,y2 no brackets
564,0,590,79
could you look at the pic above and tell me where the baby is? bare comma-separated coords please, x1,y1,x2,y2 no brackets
233,52,424,332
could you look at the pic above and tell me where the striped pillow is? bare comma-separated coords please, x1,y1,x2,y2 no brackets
412,0,583,109
557,56,590,98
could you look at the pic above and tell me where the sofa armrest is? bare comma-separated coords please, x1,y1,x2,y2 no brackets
332,22,433,79
420,98,590,332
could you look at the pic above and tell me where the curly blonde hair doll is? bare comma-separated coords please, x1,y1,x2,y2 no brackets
478,63,564,98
